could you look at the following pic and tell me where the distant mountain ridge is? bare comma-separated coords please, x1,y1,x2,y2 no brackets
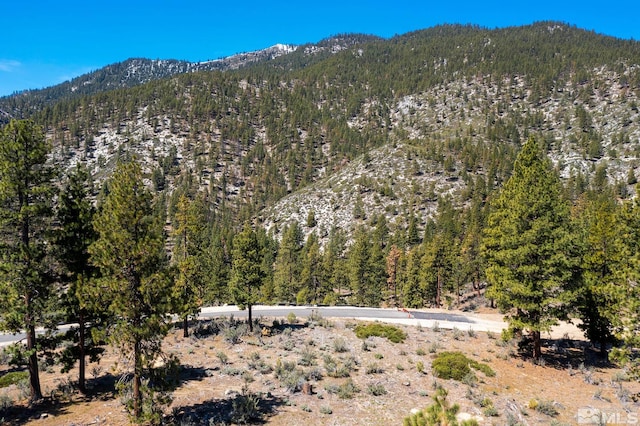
0,34,378,122
4,22,640,244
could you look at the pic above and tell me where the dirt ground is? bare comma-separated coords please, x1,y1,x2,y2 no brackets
1,310,639,425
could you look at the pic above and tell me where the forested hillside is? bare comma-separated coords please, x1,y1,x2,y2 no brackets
3,21,640,423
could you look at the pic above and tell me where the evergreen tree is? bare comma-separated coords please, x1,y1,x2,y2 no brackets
573,192,622,358
273,222,303,303
322,226,347,304
401,246,424,308
420,233,455,308
229,223,264,332
459,196,486,300
609,190,640,373
204,225,232,304
386,245,403,307
482,137,578,359
172,194,208,337
54,164,105,394
0,119,56,402
89,159,172,420
348,226,372,306
299,232,322,304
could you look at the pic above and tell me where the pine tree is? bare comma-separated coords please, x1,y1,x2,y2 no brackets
229,223,264,332
401,246,424,308
54,164,105,394
299,232,322,304
386,245,403,307
348,226,372,306
172,194,208,337
89,159,172,419
204,225,232,304
482,137,578,359
573,192,622,358
0,119,56,402
273,222,303,303
609,190,640,372
322,226,347,304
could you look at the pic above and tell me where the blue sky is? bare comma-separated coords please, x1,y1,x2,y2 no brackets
1,0,639,97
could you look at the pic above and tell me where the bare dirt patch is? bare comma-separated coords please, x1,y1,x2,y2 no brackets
2,311,639,425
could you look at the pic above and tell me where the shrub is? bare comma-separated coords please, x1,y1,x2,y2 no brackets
367,383,387,396
365,363,384,374
431,351,495,381
306,367,323,381
483,406,499,417
354,323,407,343
298,347,317,367
320,406,333,415
337,379,360,399
416,361,425,374
332,337,349,353
532,399,559,417
0,393,13,411
231,392,262,423
287,312,297,324
0,371,28,388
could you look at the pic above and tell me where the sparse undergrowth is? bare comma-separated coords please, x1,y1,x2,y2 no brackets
354,323,407,343
431,351,496,381
0,314,635,426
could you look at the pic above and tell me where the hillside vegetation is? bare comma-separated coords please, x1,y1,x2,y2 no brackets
2,21,640,424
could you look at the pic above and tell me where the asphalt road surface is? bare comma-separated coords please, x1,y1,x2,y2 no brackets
1,305,506,346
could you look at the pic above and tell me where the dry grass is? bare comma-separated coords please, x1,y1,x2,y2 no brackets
1,313,639,425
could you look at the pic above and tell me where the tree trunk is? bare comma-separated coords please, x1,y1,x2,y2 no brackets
133,339,142,419
183,315,189,338
27,322,43,402
78,311,87,394
599,339,608,360
248,304,253,332
532,330,542,360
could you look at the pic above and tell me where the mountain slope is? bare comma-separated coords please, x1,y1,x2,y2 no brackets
0,34,380,123
8,22,640,242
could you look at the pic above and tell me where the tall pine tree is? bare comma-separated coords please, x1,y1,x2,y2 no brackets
482,137,578,359
229,223,264,332
89,159,172,420
54,164,105,394
0,119,56,402
172,194,208,337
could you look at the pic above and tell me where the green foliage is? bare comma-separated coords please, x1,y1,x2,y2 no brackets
89,159,172,419
229,223,265,331
482,137,578,359
0,119,57,401
431,351,495,381
171,194,209,337
572,192,621,355
367,383,387,396
231,391,262,424
272,223,303,303
117,377,173,425
54,164,106,392
354,323,407,343
0,371,28,388
403,387,478,426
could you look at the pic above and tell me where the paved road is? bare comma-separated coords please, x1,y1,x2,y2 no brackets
198,305,506,333
1,305,506,346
